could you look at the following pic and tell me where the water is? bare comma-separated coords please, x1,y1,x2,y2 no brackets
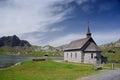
0,54,63,68
0,54,34,68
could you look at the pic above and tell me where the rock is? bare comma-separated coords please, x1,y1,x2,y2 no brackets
0,35,31,47
100,39,120,48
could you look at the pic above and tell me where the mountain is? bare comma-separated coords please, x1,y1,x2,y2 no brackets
42,45,59,52
100,39,120,63
33,45,59,52
56,44,68,51
0,35,31,47
100,39,120,49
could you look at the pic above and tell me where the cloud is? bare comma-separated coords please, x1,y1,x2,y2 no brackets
0,0,72,36
47,33,84,47
93,31,120,45
74,0,117,14
75,0,88,5
20,31,46,45
98,2,114,13
47,30,120,47
81,4,95,13
50,27,65,32
20,26,66,46
1,0,119,47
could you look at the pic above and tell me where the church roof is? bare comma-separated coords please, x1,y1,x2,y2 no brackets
64,37,101,51
64,25,101,52
84,41,101,51
64,37,90,50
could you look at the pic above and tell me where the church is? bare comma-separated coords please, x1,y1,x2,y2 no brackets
64,25,106,64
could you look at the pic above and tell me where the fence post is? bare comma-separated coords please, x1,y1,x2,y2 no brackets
111,63,114,70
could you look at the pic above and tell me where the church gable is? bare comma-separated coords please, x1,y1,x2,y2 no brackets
84,41,101,52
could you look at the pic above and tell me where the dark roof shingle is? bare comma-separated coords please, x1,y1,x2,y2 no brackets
64,37,101,52
64,38,90,50
84,42,101,51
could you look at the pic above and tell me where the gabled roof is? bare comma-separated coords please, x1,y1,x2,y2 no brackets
84,41,101,51
64,25,101,52
64,37,101,52
64,37,90,50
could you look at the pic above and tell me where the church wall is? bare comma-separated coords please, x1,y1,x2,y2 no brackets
84,53,97,64
64,51,82,62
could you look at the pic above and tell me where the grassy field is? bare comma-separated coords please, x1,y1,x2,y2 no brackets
0,46,62,57
102,47,120,63
0,61,98,80
20,51,62,57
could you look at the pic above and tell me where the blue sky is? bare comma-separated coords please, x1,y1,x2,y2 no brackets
0,0,120,47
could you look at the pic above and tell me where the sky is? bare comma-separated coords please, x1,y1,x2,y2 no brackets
0,0,120,47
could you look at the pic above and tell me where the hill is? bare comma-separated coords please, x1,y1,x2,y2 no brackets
100,39,120,49
0,35,31,47
56,44,68,51
100,39,120,63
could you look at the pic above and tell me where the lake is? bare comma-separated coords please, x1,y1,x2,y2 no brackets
0,54,63,68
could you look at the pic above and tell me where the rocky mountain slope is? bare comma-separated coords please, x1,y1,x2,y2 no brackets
56,44,68,51
0,35,31,47
100,39,120,49
100,39,120,63
33,45,59,52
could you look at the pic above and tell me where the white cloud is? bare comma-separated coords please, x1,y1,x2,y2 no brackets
0,0,72,36
47,30,120,47
50,27,65,32
98,3,113,13
48,33,84,47
76,0,88,5
1,0,119,47
93,31,120,45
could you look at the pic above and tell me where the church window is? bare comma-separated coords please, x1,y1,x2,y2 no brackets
75,53,77,58
91,53,93,58
67,53,68,58
71,53,72,58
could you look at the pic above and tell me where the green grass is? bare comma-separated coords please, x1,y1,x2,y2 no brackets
0,46,62,57
0,61,98,80
0,51,62,57
103,63,120,70
20,51,62,57
102,47,120,63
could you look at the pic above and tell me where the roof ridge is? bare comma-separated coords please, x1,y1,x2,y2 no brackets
64,37,91,50
71,37,90,42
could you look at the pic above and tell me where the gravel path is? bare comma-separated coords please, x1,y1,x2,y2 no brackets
78,69,120,80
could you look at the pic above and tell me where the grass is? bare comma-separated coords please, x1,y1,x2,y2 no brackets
0,51,62,57
0,46,63,57
103,63,120,70
20,51,62,57
102,47,120,63
0,61,98,80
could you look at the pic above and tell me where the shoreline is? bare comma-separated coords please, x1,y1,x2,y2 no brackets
0,62,21,70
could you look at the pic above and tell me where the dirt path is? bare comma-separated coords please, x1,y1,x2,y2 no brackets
77,69,120,80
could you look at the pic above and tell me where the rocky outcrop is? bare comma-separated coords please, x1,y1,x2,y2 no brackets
100,39,120,49
42,45,59,52
56,44,68,51
33,45,59,52
0,35,31,47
